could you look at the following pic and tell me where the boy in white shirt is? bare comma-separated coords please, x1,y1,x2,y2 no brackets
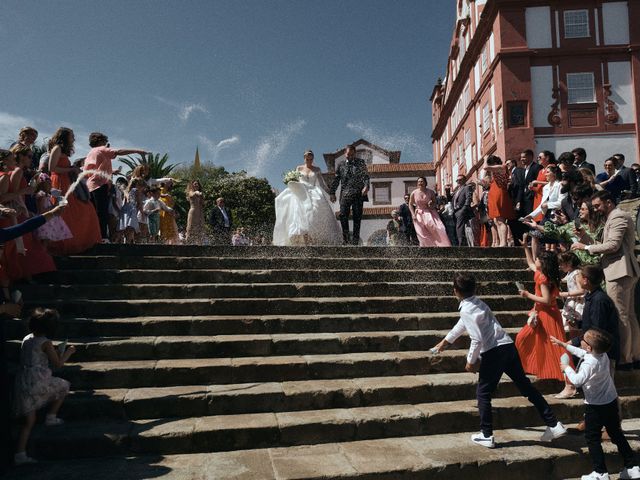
432,273,567,448
552,329,639,480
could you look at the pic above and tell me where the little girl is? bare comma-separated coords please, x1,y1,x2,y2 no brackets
516,235,576,398
558,252,584,335
119,178,142,243
14,308,75,465
34,173,73,249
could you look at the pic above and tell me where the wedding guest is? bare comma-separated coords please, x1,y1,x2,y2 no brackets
519,149,542,217
527,165,565,222
596,157,625,203
83,132,146,243
210,197,232,245
452,173,474,246
573,147,596,174
484,155,516,247
529,151,556,221
613,153,638,199
431,273,567,449
159,182,180,245
386,210,403,246
572,190,640,370
48,127,101,255
186,180,206,244
409,176,451,247
399,193,418,245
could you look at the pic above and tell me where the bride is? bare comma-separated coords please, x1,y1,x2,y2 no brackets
273,150,342,246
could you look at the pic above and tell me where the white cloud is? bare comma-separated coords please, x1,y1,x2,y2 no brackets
346,121,432,162
0,111,35,146
242,119,306,177
199,134,241,162
153,96,208,123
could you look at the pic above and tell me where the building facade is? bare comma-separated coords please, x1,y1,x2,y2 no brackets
431,0,640,192
322,139,435,244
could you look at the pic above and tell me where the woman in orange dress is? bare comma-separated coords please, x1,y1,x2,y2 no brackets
516,240,576,398
483,155,515,247
48,128,101,255
9,144,56,277
0,149,26,281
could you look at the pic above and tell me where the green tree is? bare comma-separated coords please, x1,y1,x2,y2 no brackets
120,152,178,178
171,164,276,239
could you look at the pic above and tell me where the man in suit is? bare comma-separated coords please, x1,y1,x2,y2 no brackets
506,158,525,245
572,190,640,369
210,197,232,244
399,193,418,245
452,173,474,246
613,153,638,199
519,149,542,217
329,144,370,245
572,147,595,174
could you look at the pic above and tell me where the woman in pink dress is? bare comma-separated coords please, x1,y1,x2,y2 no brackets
409,176,451,247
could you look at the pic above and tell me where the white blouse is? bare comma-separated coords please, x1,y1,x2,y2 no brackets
529,181,566,219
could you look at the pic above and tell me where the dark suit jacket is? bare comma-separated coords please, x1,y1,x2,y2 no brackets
399,202,413,227
575,160,595,175
617,165,638,197
571,288,620,362
508,167,525,210
210,205,232,232
452,183,474,219
521,162,542,215
329,158,370,202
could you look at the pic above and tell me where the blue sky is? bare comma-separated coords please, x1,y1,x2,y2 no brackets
0,0,454,188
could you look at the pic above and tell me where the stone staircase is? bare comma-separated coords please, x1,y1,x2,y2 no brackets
5,245,640,480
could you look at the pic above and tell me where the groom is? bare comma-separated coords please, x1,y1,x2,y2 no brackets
329,144,370,245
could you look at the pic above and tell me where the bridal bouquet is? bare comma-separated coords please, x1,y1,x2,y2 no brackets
283,170,301,185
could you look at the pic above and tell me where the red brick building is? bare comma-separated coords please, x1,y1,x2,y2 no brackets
431,0,640,192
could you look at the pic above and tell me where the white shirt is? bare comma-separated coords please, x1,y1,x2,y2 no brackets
529,181,566,219
444,296,513,364
219,206,230,227
564,344,617,405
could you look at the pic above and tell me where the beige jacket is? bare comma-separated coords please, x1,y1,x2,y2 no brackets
589,208,640,281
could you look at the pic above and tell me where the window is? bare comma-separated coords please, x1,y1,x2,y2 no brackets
567,73,595,104
481,47,488,73
507,102,527,127
404,181,417,195
482,103,491,134
372,182,392,205
463,82,471,109
564,10,589,38
464,128,471,147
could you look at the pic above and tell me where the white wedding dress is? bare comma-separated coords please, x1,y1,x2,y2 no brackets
272,169,343,246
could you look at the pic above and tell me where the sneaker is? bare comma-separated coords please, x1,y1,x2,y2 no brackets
100,238,110,244
540,421,567,442
44,415,64,426
620,466,640,479
470,432,495,448
581,472,610,480
14,452,36,465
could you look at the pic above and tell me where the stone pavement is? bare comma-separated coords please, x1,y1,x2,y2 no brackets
5,245,640,479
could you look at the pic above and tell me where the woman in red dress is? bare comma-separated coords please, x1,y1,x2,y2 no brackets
483,155,515,247
48,128,101,255
9,144,56,277
516,240,576,398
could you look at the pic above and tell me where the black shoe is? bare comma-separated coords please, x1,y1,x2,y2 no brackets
633,360,640,370
616,362,633,372
351,237,360,246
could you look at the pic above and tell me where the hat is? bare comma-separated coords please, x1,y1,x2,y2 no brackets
304,149,314,156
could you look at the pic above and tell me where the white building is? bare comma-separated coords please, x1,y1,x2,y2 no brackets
322,139,435,245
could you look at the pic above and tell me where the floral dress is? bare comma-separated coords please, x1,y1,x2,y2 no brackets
13,334,70,416
35,192,73,241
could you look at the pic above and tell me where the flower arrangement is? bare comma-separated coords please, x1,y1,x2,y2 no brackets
283,170,301,185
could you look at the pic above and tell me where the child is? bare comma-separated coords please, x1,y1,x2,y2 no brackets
144,187,173,243
516,241,576,398
13,308,76,465
33,173,73,249
431,272,566,448
119,178,141,243
552,329,640,480
558,251,584,334
136,187,150,243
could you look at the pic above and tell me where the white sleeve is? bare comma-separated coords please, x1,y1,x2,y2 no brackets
444,318,466,344
566,344,586,358
547,185,566,210
564,361,593,388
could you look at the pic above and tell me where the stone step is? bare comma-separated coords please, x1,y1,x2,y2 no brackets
4,312,529,338
61,371,640,421
53,351,555,390
26,396,640,459
21,281,532,300
8,419,639,480
54,255,526,271
26,295,530,317
86,244,525,259
39,268,531,284
5,329,522,361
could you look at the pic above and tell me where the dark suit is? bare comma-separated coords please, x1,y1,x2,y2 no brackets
399,202,417,244
210,205,233,244
617,165,638,198
507,166,526,244
452,183,474,246
575,160,595,175
329,158,370,244
521,162,542,216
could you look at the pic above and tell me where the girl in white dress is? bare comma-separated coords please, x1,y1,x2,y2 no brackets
13,308,76,465
273,150,342,246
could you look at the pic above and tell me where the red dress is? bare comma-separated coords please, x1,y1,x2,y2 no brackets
487,167,516,220
49,154,101,255
16,173,56,276
516,271,572,381
531,169,546,222
0,171,24,281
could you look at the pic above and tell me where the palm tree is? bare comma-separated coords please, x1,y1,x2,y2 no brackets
120,152,178,178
